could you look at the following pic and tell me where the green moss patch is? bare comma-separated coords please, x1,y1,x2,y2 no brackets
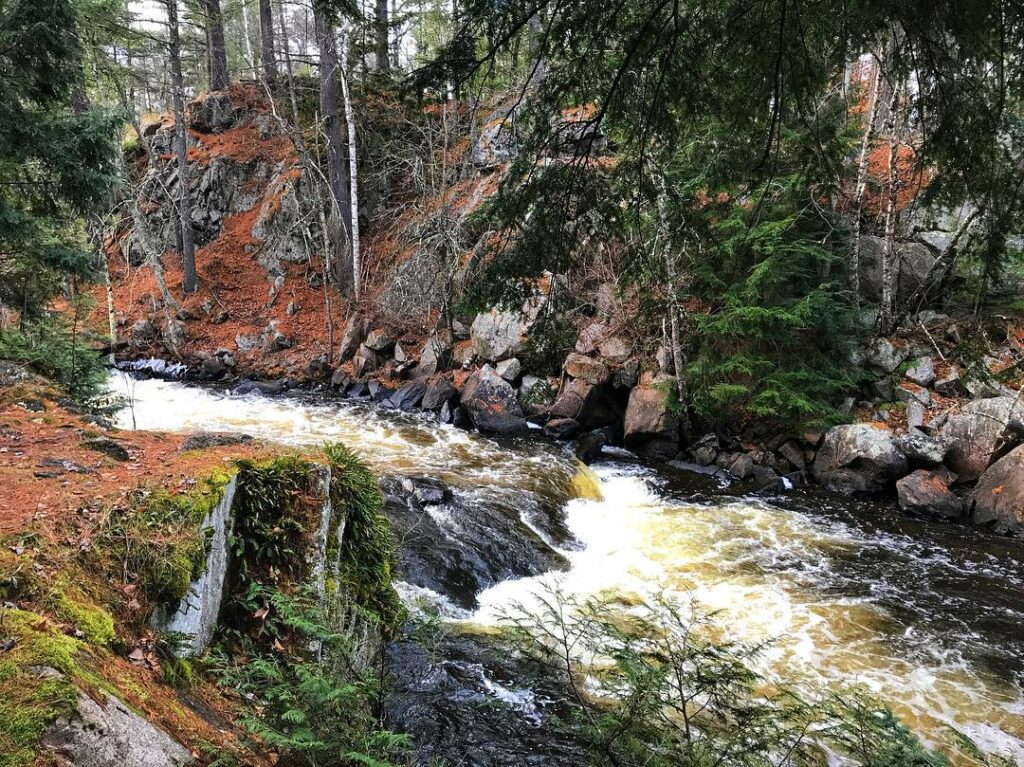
0,609,84,767
90,469,236,611
52,590,115,647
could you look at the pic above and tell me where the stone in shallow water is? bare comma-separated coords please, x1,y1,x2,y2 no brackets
385,631,587,767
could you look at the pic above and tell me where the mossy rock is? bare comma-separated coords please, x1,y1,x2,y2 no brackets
91,469,237,609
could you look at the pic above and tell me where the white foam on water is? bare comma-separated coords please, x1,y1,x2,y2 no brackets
110,376,1024,761
471,460,1024,760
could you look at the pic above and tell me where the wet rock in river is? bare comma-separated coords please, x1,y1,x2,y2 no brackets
972,444,1024,533
421,376,457,411
460,365,529,435
813,423,908,496
389,381,427,411
385,631,587,767
544,417,580,439
379,477,568,609
234,378,286,396
897,469,965,518
574,429,606,464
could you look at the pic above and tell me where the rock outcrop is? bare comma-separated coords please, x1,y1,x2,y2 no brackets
151,474,238,656
623,380,679,459
813,424,908,496
972,444,1024,533
40,669,193,767
941,396,1024,481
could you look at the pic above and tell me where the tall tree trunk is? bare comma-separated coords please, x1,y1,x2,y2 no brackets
849,52,885,310
389,0,400,68
374,0,390,72
240,0,255,70
313,1,353,294
260,0,277,85
205,0,230,91
652,164,690,439
276,0,294,83
877,84,904,334
340,26,362,298
166,0,198,295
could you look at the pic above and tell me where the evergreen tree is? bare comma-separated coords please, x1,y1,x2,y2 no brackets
0,0,120,402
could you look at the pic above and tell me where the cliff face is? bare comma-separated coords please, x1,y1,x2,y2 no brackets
104,84,344,376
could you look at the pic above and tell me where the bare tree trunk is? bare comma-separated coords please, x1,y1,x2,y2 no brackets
166,0,198,295
340,26,362,299
260,0,277,85
849,52,884,310
374,0,390,72
102,247,118,363
878,84,903,334
276,0,295,84
313,1,353,294
389,0,400,68
652,164,689,438
205,0,230,90
240,0,255,70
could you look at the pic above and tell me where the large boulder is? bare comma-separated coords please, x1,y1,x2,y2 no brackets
460,365,529,435
941,396,1024,482
416,334,452,378
623,380,679,459
338,313,369,360
470,308,529,362
857,235,937,305
972,444,1024,533
896,470,964,518
563,352,611,386
813,424,909,496
421,376,457,411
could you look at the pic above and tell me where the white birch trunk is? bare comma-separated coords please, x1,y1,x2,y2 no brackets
340,26,362,299
240,0,255,71
878,84,903,333
850,53,884,309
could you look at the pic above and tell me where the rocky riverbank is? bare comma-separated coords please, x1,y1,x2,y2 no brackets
120,301,1024,539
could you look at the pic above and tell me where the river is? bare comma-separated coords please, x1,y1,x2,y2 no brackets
110,374,1024,765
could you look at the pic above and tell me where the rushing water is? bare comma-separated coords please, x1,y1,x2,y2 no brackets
110,374,1024,764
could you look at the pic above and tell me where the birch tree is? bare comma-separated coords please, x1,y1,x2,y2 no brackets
340,24,362,298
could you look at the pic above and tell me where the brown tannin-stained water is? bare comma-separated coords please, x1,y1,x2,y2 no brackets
112,375,1024,764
